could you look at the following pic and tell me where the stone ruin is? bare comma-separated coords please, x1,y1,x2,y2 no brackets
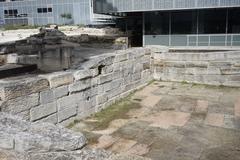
0,28,240,159
0,27,128,77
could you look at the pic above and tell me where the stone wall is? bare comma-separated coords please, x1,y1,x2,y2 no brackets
152,47,240,87
0,48,152,125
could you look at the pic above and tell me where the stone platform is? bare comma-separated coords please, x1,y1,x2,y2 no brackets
71,81,240,160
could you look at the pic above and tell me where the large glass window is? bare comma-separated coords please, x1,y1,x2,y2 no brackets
228,8,240,33
145,12,169,35
171,11,197,34
198,9,227,34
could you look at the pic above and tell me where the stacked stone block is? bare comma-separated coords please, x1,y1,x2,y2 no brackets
153,49,240,87
0,48,152,124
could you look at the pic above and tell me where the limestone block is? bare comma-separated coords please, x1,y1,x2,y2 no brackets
38,113,58,124
91,68,99,77
73,69,92,81
78,97,96,114
39,71,73,88
40,89,54,104
69,79,91,93
145,45,169,53
143,62,150,70
185,61,208,68
58,107,77,122
1,93,39,114
53,85,69,99
114,52,128,62
0,133,14,149
102,65,113,74
133,63,143,73
0,77,49,101
229,75,240,81
98,73,113,84
221,68,240,75
96,94,108,105
30,102,57,121
57,94,78,111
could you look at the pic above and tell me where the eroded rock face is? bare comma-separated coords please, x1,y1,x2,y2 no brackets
0,113,151,160
0,113,87,153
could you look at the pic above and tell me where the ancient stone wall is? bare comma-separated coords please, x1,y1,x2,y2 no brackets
0,48,152,125
152,47,240,87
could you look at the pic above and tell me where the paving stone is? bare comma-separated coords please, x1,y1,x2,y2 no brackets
126,143,150,156
234,97,240,118
141,95,162,108
195,100,208,114
109,138,137,153
205,113,225,127
141,111,191,129
94,135,119,149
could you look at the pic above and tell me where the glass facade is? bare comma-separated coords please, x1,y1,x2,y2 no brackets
144,8,240,46
0,0,111,26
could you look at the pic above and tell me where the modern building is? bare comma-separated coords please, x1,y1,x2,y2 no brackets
0,0,112,26
94,0,240,47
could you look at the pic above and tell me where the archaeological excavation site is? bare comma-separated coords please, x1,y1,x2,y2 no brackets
0,27,240,160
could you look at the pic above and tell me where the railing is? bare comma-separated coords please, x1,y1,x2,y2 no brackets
144,34,240,46
95,0,240,13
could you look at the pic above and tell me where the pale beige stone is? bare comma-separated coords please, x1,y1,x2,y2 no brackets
205,113,224,127
235,97,240,118
140,95,161,108
141,111,191,129
94,135,119,149
109,138,137,153
195,100,208,114
126,143,150,156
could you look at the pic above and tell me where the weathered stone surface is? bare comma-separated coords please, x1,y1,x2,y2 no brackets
53,85,69,99
39,71,73,88
0,77,48,101
38,113,58,124
40,89,54,104
30,102,57,121
58,106,77,123
0,113,87,153
1,93,39,115
74,69,92,81
99,74,113,84
69,79,91,93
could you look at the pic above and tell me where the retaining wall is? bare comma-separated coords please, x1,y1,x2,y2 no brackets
153,48,240,87
0,48,152,124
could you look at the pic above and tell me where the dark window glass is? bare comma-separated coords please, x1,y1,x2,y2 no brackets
228,8,240,33
48,8,52,12
9,10,13,15
42,8,47,13
37,8,42,13
145,12,169,35
171,11,197,34
199,9,226,34
4,10,8,14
